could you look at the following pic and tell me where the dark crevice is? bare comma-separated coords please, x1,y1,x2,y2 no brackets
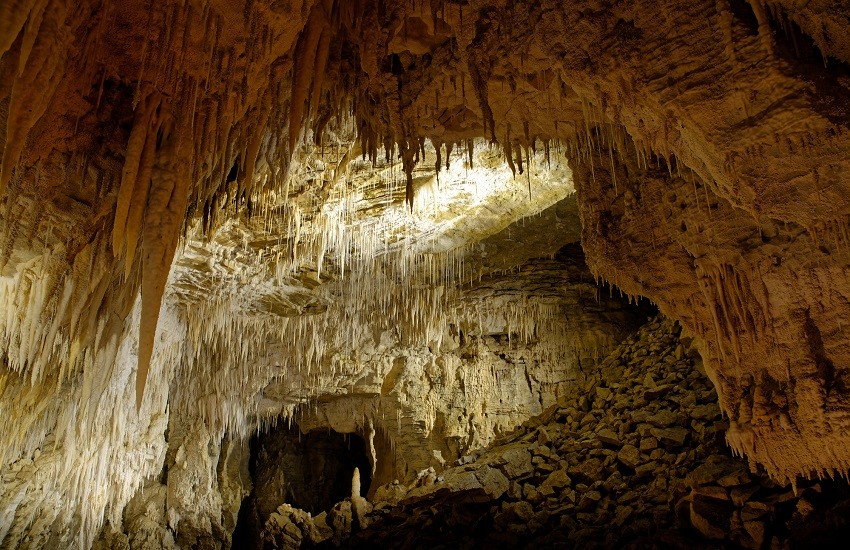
231,434,261,549
803,308,841,401
226,158,240,183
763,7,850,127
728,0,760,35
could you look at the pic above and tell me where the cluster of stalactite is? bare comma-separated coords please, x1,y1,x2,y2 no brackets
0,0,634,413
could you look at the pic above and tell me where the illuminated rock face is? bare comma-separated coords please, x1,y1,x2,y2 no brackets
574,146,850,482
268,319,850,549
3,0,850,547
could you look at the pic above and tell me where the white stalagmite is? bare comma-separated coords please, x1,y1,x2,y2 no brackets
351,466,361,499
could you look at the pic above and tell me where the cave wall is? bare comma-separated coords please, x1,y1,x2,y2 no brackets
92,415,251,550
89,243,646,549
272,246,648,487
0,301,180,549
251,426,372,518
269,317,850,550
574,141,850,481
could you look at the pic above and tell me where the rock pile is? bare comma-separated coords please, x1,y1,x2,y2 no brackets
260,317,850,549
259,489,373,548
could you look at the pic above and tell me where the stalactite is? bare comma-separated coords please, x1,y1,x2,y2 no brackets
8,0,850,542
0,0,36,59
0,0,66,197
16,0,49,78
515,144,524,175
715,0,737,63
113,87,158,256
749,0,775,56
432,138,442,184
288,9,326,155
125,95,166,279
241,88,274,204
402,140,415,211
467,56,496,143
136,101,193,410
309,26,333,122
504,127,516,177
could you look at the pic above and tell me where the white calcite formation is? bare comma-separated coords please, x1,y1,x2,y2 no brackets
1,133,638,547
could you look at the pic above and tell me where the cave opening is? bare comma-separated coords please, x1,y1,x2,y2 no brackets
232,422,373,546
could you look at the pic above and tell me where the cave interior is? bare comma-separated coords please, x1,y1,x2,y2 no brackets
3,0,850,548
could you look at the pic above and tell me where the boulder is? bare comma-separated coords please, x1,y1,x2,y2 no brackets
475,466,510,499
740,501,772,522
690,495,734,539
742,520,766,549
651,427,689,447
597,428,621,446
617,445,642,470
644,384,673,400
647,410,678,428
539,469,572,493
372,481,408,506
490,444,534,479
639,437,658,452
568,458,604,483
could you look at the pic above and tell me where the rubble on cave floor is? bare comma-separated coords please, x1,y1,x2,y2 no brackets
259,317,850,549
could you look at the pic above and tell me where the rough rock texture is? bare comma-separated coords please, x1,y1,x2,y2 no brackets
272,243,647,488
0,133,587,545
230,427,373,547
82,240,640,547
233,242,647,546
91,415,252,550
260,318,850,549
574,141,850,482
5,0,850,546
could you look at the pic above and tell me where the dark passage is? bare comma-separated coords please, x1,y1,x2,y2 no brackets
232,423,372,547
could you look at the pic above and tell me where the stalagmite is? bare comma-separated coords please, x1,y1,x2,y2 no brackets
351,466,361,498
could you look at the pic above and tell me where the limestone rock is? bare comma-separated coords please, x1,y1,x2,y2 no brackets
651,427,689,447
540,469,572,493
475,466,511,499
490,445,534,480
373,481,408,507
616,445,642,470
596,428,621,446
344,318,850,549
351,495,373,530
742,520,766,550
690,496,733,540
647,410,678,428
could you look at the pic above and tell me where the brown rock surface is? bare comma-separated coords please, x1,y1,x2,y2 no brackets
324,318,850,549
